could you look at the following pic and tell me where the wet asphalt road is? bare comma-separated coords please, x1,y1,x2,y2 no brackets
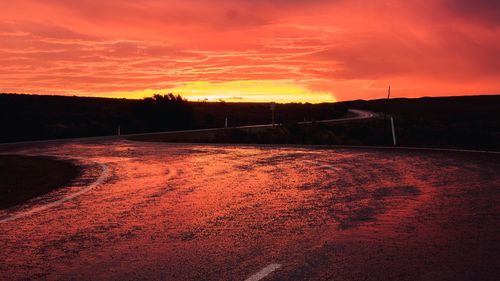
1,140,499,280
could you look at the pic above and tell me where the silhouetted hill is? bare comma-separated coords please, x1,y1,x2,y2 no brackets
2,93,498,149
0,93,346,142
130,94,500,151
341,95,500,150
0,93,194,142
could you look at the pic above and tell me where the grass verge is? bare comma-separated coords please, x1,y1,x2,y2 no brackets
0,155,79,209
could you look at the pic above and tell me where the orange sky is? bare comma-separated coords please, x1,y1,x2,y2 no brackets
0,0,499,102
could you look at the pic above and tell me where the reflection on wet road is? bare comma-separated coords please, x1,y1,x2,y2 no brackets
1,140,499,280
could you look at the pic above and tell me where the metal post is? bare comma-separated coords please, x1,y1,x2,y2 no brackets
118,125,121,136
390,117,396,146
270,102,276,127
384,86,391,124
225,117,228,128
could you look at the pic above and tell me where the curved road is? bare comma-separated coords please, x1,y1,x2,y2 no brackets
0,109,376,147
0,140,499,280
124,109,376,137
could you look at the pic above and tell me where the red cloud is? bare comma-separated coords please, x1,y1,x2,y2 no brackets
0,0,498,101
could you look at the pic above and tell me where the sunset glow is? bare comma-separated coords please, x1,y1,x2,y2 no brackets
1,0,499,102
105,80,335,103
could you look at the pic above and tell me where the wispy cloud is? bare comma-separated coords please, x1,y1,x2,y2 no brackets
0,0,498,101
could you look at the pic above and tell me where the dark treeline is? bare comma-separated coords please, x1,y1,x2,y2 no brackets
0,93,346,142
0,93,192,142
131,95,500,151
2,93,498,150
134,94,193,131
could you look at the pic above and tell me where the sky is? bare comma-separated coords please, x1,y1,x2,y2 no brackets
0,0,499,103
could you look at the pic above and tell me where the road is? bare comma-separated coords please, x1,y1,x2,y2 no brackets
297,109,376,125
236,109,376,129
0,140,499,280
0,109,376,147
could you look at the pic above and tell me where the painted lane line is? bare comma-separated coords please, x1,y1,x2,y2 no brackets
0,161,109,223
245,264,282,281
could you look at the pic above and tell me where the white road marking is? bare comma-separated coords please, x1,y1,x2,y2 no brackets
0,161,109,223
245,264,282,281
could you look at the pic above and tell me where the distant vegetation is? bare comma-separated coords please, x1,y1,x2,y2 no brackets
134,93,193,131
2,93,498,150
130,95,500,151
0,93,347,142
191,101,348,128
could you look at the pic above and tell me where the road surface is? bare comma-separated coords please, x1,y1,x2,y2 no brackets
0,109,376,147
0,140,499,280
